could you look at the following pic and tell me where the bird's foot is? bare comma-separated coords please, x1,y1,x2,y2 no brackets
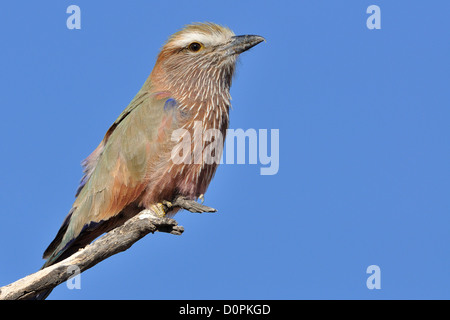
198,194,205,204
151,201,173,217
163,200,173,208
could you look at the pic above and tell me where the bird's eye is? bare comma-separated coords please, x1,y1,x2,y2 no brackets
188,42,202,52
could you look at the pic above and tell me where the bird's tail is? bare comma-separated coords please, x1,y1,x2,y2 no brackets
29,205,139,300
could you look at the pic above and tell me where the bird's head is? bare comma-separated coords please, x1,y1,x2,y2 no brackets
150,22,265,100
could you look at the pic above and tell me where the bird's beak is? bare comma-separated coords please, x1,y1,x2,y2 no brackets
226,35,265,55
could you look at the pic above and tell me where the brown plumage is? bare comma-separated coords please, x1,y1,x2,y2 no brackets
41,22,264,284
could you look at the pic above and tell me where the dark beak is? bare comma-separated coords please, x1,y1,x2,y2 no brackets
226,35,265,55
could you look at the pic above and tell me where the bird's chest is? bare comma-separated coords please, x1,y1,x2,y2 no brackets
169,111,228,196
142,104,228,204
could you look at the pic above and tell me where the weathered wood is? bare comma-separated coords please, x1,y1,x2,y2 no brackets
0,197,216,300
172,196,217,213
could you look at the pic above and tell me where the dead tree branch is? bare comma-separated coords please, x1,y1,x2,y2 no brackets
0,197,216,300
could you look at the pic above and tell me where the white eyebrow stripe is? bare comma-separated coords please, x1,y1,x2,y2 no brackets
171,31,232,48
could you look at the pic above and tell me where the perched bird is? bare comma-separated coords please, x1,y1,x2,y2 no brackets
37,22,264,298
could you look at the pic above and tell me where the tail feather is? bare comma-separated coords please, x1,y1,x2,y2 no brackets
30,204,141,299
42,209,74,260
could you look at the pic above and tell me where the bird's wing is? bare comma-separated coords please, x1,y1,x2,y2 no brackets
43,90,176,263
75,90,151,197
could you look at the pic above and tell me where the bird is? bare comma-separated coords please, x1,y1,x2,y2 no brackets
36,22,264,299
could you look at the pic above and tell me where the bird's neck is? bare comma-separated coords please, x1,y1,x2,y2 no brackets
149,64,233,133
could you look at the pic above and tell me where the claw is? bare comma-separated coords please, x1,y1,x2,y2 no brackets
151,203,168,217
162,200,173,208
198,194,205,204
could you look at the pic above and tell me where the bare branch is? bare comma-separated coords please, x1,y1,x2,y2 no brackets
0,197,216,300
172,196,217,213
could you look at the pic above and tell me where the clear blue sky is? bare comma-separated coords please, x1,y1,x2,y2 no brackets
1,1,449,299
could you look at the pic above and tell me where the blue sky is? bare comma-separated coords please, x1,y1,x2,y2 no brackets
0,1,449,299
